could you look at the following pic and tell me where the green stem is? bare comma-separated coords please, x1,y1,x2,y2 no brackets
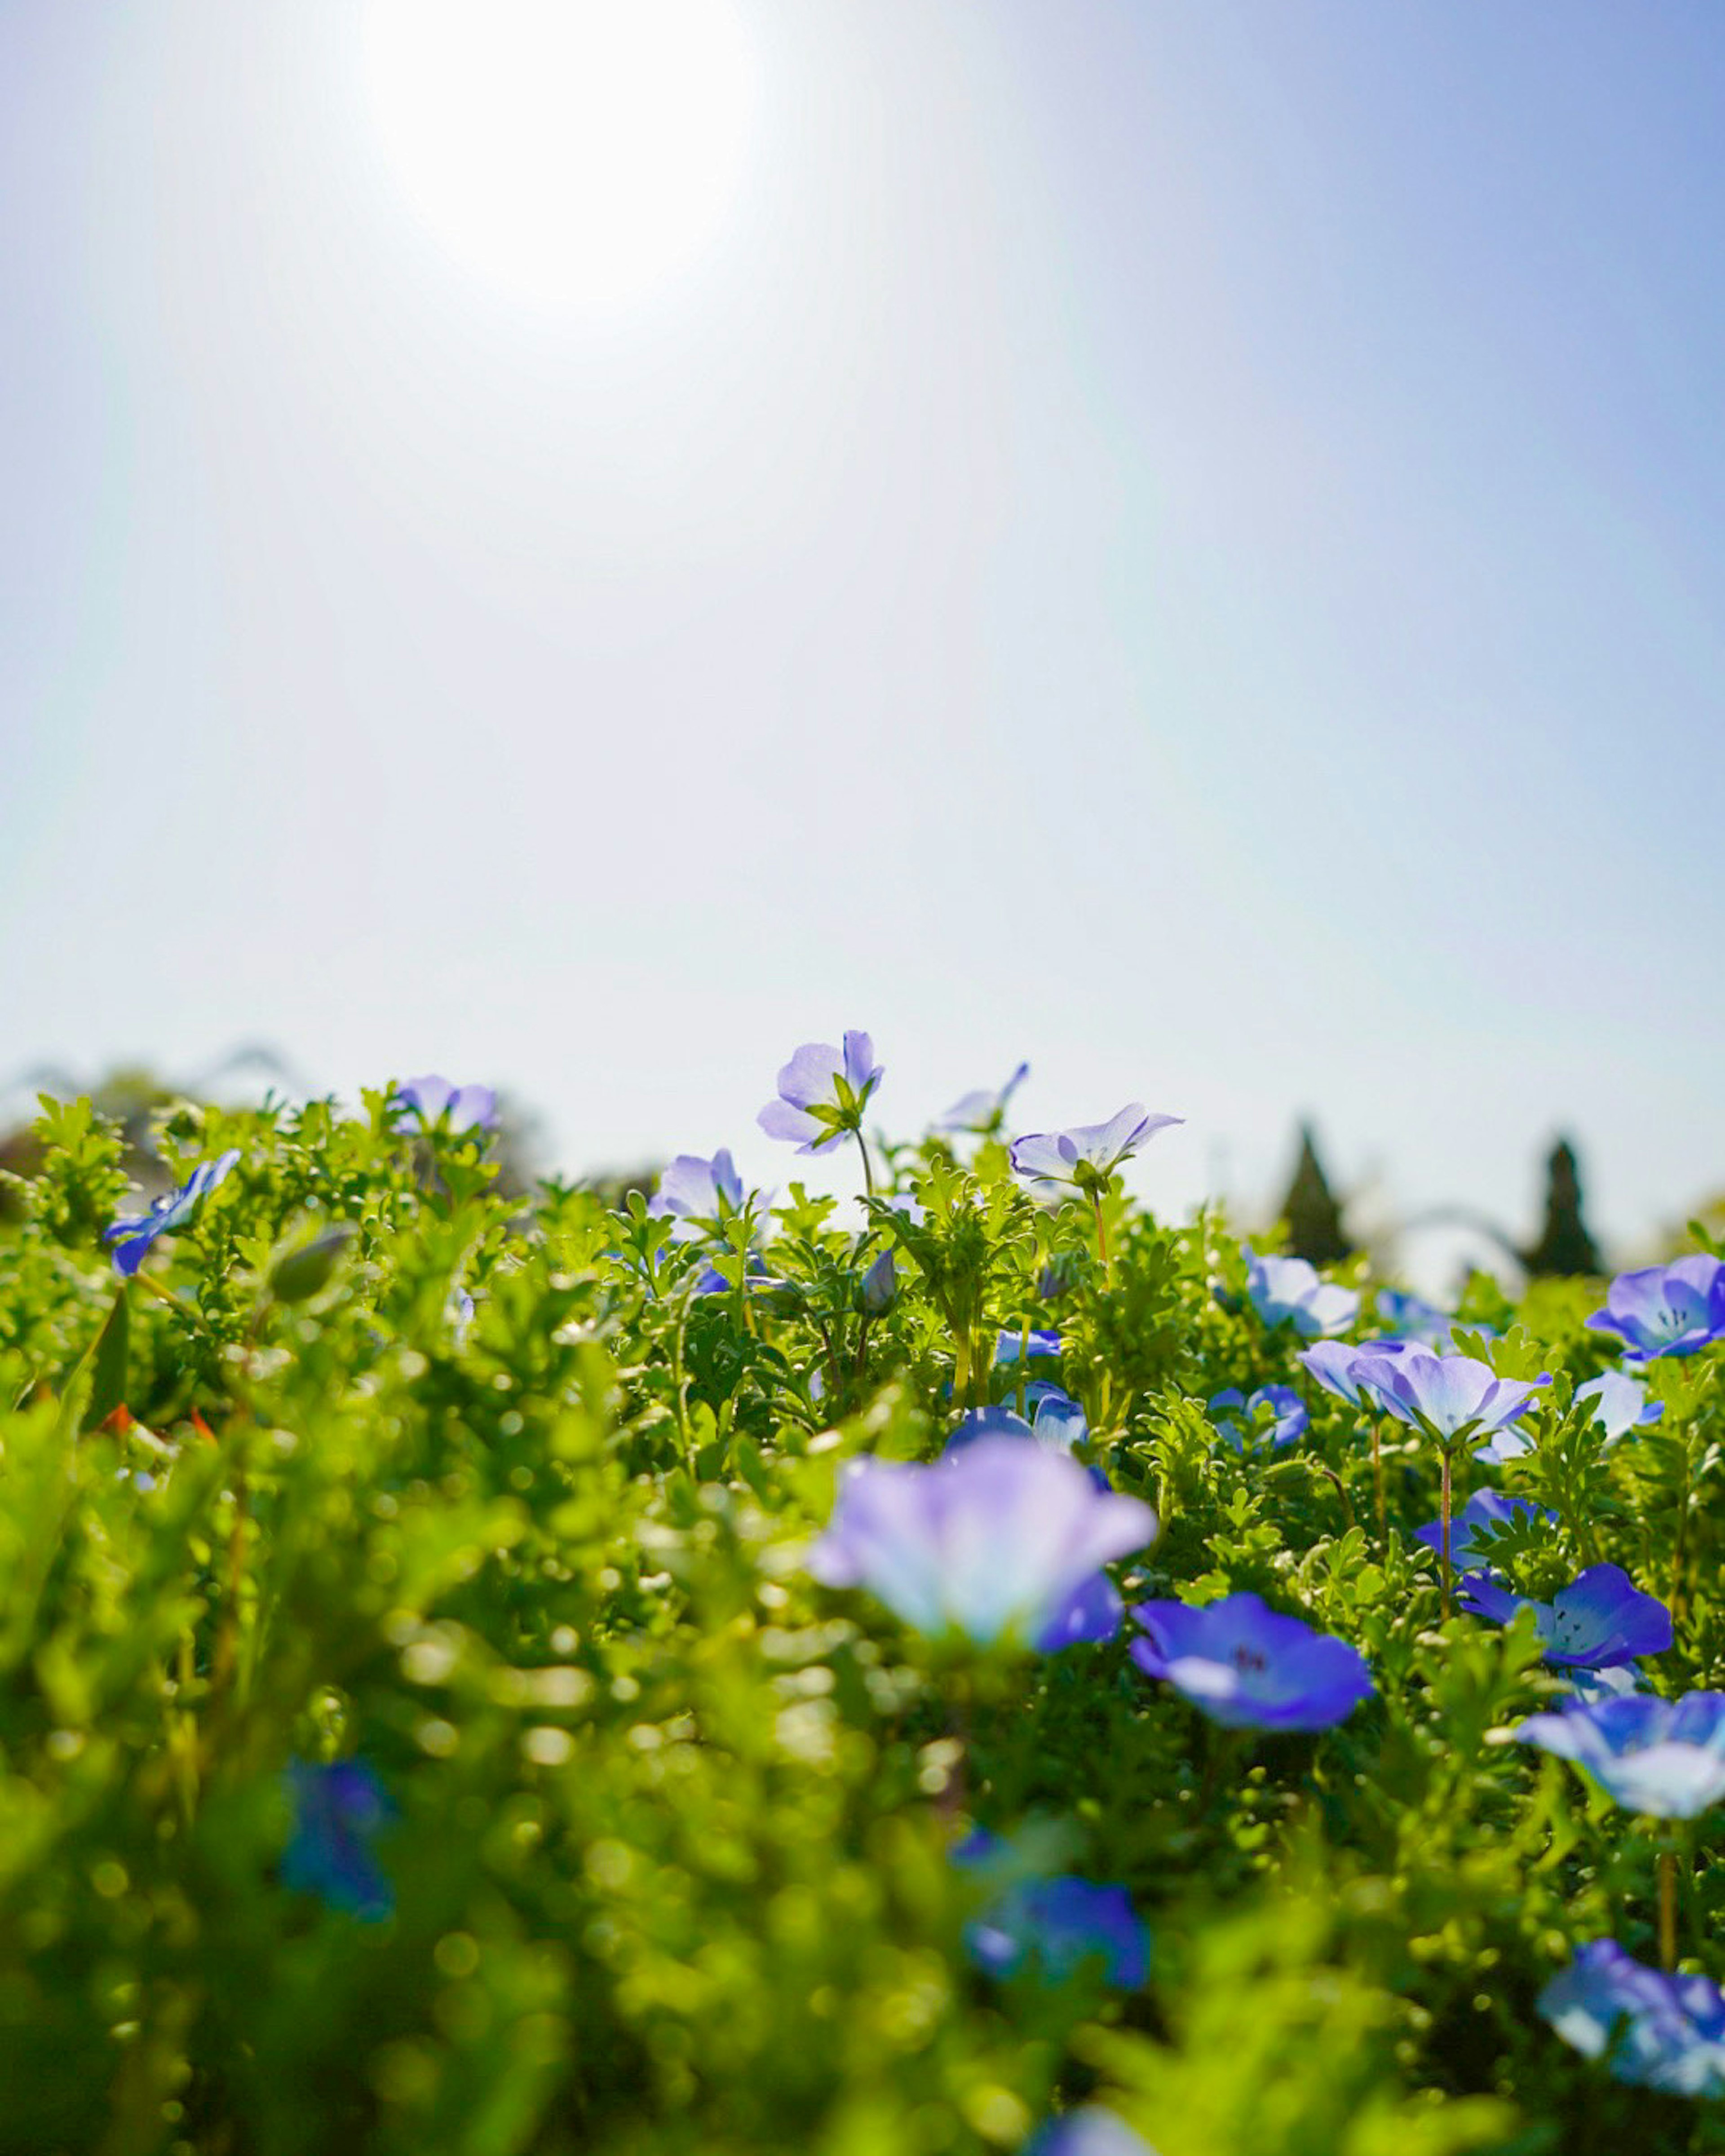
1659,1844,1678,1971
1367,1417,1386,1549
1440,1443,1454,1619
854,1130,876,1201
1092,1191,1110,1275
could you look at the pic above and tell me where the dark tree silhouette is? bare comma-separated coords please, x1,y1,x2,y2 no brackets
1276,1122,1352,1266
1522,1135,1601,1277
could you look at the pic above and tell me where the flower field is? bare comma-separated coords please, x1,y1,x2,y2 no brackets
3,1045,1725,2154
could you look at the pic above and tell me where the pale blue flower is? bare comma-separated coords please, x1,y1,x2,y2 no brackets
648,1149,746,1240
939,1062,1030,1135
1243,1249,1359,1338
953,1831,1149,1989
1024,2112,1159,2156
996,1325,1062,1365
1130,1592,1373,1732
1460,1564,1672,1670
105,1150,241,1277
1577,1370,1663,1448
758,1033,882,1154
1413,1488,1552,1572
1586,1256,1725,1363
1297,1337,1423,1407
282,1758,396,1918
1010,1105,1182,1194
808,1437,1155,1652
1347,1348,1549,1443
392,1075,498,1134
1541,1941,1725,2095
1208,1384,1308,1453
1517,1693,1725,1817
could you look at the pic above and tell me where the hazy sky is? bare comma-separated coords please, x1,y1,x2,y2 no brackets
4,2,1723,1278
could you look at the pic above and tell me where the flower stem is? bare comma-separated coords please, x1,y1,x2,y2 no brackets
1439,1443,1454,1619
1092,1191,1110,1275
1365,1416,1386,1550
1659,1844,1678,1971
854,1129,876,1201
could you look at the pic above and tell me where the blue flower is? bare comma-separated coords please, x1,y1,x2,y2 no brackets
945,1393,1106,1493
757,1033,882,1154
1586,1256,1725,1363
953,1831,1149,1988
1023,2112,1159,2156
1243,1250,1359,1338
391,1075,498,1134
1297,1337,1423,1406
1577,1370,1664,1448
996,1325,1062,1365
104,1150,241,1277
1009,1104,1182,1195
939,1062,1030,1136
1208,1384,1308,1453
1460,1564,1672,1670
1517,1693,1725,1817
281,1758,396,1918
1375,1286,1472,1346
1346,1348,1549,1445
648,1149,746,1239
1540,1940,1725,2095
1413,1488,1553,1573
808,1437,1155,1652
1129,1592,1374,1732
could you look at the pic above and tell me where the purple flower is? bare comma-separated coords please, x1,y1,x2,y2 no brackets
996,1325,1062,1365
1297,1337,1423,1407
939,1062,1030,1135
954,1832,1149,1988
1208,1384,1308,1453
1347,1348,1549,1445
648,1149,745,1240
1460,1564,1672,1670
1540,1941,1725,2095
104,1150,241,1277
808,1436,1155,1652
757,1033,882,1154
1413,1488,1553,1573
1577,1370,1664,1448
1129,1592,1374,1732
392,1075,498,1134
1375,1286,1478,1347
1010,1104,1183,1195
281,1758,396,1918
1243,1250,1359,1338
1517,1693,1725,1817
1586,1255,1725,1363
1024,2112,1159,2156
946,1395,1105,1492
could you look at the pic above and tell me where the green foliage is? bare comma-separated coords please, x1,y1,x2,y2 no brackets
0,1094,1720,2152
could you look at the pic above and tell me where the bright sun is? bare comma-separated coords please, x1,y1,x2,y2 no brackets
359,0,759,312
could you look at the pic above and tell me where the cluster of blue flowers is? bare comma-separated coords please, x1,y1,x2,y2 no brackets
97,1035,1725,2140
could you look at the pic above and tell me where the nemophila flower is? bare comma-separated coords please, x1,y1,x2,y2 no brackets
996,1325,1062,1365
1009,1104,1183,1196
1540,1941,1725,2096
1347,1348,1549,1444
648,1149,744,1238
1517,1693,1725,1817
1460,1564,1672,1670
281,1758,396,1919
105,1150,240,1278
1376,1286,1473,1346
1577,1370,1664,1448
757,1032,882,1154
1129,1592,1374,1732
952,1839,1149,1988
1586,1255,1725,1362
1024,2111,1159,2156
391,1074,498,1134
946,1400,1108,1498
859,1246,898,1313
1208,1384,1308,1453
1297,1337,1422,1407
1243,1250,1359,1338
1569,1664,1646,1705
939,1061,1030,1135
808,1436,1155,1652
1414,1488,1553,1573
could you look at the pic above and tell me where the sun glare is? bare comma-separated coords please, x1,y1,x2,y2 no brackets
359,0,759,312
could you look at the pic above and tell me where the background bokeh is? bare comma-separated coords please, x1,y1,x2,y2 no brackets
4,2,1722,1276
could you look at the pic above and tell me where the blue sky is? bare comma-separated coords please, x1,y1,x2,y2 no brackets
3,2,1722,1280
